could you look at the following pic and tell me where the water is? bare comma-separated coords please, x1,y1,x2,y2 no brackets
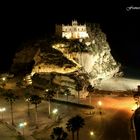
123,66,140,80
99,66,140,91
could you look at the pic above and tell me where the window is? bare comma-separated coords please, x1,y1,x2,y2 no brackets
74,28,77,31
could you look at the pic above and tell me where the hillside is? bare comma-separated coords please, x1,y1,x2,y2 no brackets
11,23,121,90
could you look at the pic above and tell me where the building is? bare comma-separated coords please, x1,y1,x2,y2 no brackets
55,20,89,39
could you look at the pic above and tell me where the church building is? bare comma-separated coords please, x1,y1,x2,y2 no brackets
55,20,89,39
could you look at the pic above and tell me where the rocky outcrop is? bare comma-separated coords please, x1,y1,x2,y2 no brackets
11,46,37,74
11,40,78,75
52,24,121,86
11,23,121,89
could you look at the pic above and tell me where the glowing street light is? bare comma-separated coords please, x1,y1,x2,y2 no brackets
1,77,6,88
52,108,59,122
45,89,48,92
97,101,102,115
90,131,94,136
19,122,27,136
90,131,95,139
132,105,137,111
2,77,6,81
0,107,6,120
52,108,58,114
132,102,140,111
98,101,102,106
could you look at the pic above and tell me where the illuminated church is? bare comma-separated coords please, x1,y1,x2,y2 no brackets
55,20,89,39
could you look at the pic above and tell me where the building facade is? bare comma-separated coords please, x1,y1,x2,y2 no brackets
55,20,89,39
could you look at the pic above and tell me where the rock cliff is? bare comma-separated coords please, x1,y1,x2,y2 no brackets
11,23,121,89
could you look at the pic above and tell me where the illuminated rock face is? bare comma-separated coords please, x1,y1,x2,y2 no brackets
12,22,121,90
31,46,79,75
32,63,78,75
54,46,120,87
75,48,120,86
53,22,121,87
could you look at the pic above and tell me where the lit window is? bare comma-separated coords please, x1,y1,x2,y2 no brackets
74,28,77,31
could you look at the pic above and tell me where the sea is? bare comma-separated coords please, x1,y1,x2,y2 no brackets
99,66,140,91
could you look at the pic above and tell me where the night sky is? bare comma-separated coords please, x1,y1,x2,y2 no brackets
1,1,140,72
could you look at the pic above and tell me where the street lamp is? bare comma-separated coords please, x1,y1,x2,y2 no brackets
45,89,48,92
25,98,30,117
19,122,27,136
1,77,6,88
52,108,59,122
52,108,58,114
0,107,6,121
2,77,6,81
90,131,94,136
131,101,140,112
98,101,102,106
90,130,95,139
64,93,68,101
97,101,102,115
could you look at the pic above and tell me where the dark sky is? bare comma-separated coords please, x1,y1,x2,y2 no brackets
1,1,140,71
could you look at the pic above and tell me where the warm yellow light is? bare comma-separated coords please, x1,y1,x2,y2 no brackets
0,107,6,112
52,108,58,114
19,122,27,128
132,103,139,111
90,131,94,136
24,122,27,126
2,77,6,81
98,101,102,106
45,89,48,92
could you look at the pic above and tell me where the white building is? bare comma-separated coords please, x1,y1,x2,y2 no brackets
55,20,89,39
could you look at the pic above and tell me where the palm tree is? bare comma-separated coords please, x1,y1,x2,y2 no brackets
43,89,55,116
24,85,33,117
50,127,68,140
3,89,19,125
87,84,94,105
29,94,41,128
66,118,75,140
63,88,71,101
66,115,85,140
75,81,83,104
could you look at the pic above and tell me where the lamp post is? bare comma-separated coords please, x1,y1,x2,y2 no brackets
64,93,68,101
2,77,6,81
52,108,58,114
1,77,6,88
90,131,94,136
0,107,6,121
97,101,102,115
90,131,95,139
19,122,27,136
52,108,59,122
25,98,30,117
